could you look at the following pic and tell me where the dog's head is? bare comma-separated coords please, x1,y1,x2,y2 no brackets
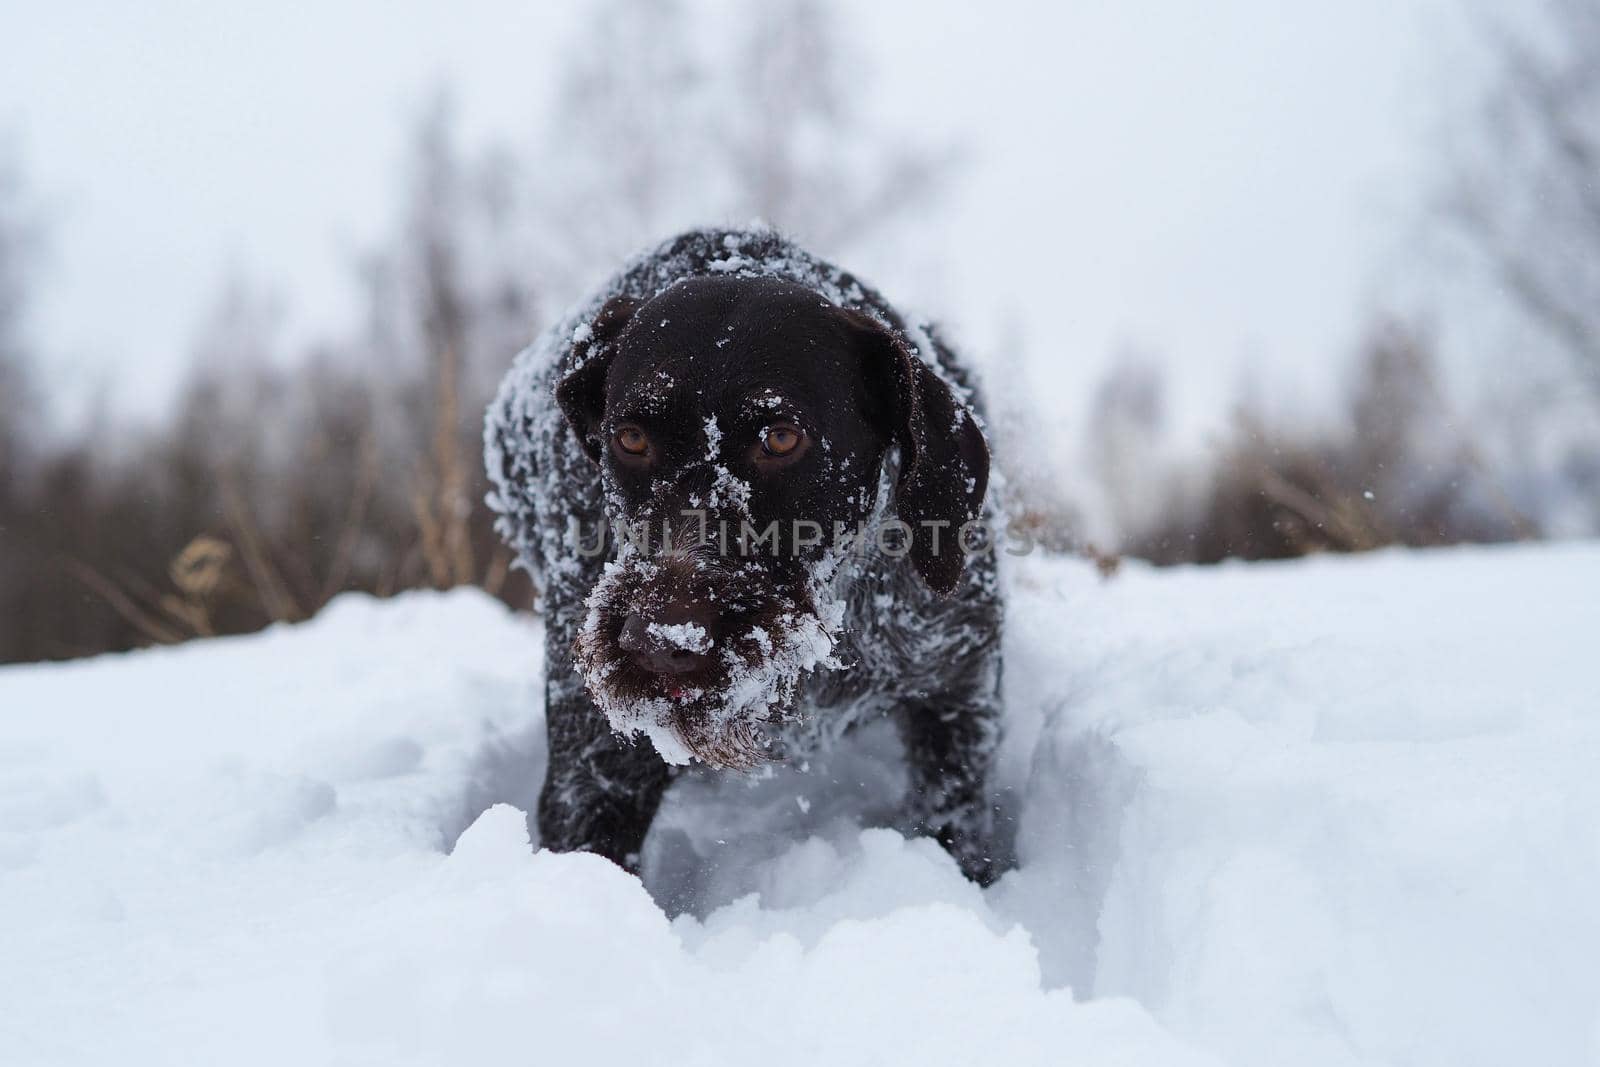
556,275,988,767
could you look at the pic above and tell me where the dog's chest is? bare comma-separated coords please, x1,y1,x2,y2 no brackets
770,562,953,756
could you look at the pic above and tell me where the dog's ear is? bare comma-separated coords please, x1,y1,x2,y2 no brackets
840,308,990,596
555,295,642,463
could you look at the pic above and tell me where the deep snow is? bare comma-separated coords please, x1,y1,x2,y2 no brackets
1,544,1597,1066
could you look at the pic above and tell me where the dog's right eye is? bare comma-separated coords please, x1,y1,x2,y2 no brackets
614,426,650,457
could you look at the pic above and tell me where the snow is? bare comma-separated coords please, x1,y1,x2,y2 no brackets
3,543,1599,1065
646,621,712,654
701,414,722,459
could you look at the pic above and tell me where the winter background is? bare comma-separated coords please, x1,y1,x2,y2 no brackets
2,1,1599,1064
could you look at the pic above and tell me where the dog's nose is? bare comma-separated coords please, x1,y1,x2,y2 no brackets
618,605,716,676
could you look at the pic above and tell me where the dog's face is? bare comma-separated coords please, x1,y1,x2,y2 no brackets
556,276,988,767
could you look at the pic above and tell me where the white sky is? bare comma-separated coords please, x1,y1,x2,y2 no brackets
2,0,1475,440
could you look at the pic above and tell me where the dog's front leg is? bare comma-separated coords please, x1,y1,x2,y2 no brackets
538,629,671,875
896,691,1004,886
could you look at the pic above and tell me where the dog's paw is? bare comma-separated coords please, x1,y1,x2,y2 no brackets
935,824,1004,888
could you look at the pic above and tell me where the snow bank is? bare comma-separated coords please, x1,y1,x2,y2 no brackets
998,543,1600,1067
2,544,1597,1065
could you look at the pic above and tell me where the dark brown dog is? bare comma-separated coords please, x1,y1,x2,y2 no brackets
485,227,1005,883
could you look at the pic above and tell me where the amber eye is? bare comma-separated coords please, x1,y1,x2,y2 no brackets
614,426,649,456
761,425,803,457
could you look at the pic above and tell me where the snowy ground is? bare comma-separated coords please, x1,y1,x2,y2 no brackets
2,544,1597,1066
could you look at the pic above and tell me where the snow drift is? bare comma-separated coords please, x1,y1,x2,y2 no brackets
2,544,1597,1065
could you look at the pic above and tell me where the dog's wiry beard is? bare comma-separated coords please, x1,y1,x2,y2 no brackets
572,541,845,769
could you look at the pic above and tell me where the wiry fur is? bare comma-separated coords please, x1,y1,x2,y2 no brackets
485,227,1005,883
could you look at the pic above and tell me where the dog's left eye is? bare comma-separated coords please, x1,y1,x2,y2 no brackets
614,426,650,457
760,425,803,457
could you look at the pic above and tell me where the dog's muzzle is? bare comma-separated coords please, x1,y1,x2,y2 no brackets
572,525,845,769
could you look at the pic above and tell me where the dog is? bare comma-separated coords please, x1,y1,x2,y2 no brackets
485,227,1004,884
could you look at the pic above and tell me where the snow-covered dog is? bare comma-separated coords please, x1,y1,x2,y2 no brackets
485,228,1004,883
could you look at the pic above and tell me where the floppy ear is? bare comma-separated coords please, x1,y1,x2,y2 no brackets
555,295,642,463
841,309,990,596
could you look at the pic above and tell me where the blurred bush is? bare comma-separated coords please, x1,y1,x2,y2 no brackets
1115,323,1537,565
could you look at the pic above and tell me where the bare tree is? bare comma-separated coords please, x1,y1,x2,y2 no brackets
404,100,476,588
1444,0,1600,393
0,147,38,493
0,149,37,661
533,0,956,294
358,97,538,592
724,0,956,251
533,0,704,283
